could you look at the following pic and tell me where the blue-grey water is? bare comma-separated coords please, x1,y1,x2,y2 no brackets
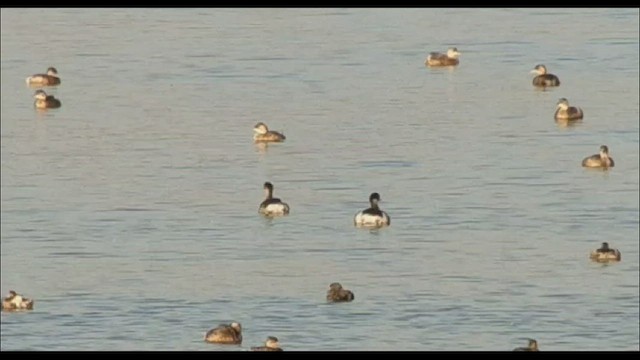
1,8,638,351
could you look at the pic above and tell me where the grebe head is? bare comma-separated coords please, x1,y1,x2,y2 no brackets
369,192,381,205
33,90,48,100
600,242,610,250
528,339,538,349
265,336,280,348
556,98,570,110
329,282,343,290
264,182,274,192
600,145,609,156
230,322,242,332
530,64,547,75
254,122,269,135
8,290,17,298
46,67,59,76
447,47,461,58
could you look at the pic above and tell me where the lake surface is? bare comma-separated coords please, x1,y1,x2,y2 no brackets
1,8,638,351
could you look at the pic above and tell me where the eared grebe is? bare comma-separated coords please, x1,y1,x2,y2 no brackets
354,192,390,227
530,64,560,87
33,89,61,109
326,282,354,303
554,98,583,121
1,290,34,311
253,122,286,143
582,145,614,169
513,339,539,351
590,242,621,263
251,336,283,351
204,322,242,344
259,182,290,216
425,47,461,67
26,67,61,86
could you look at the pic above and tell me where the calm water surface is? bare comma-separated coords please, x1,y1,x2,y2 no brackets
1,8,639,351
